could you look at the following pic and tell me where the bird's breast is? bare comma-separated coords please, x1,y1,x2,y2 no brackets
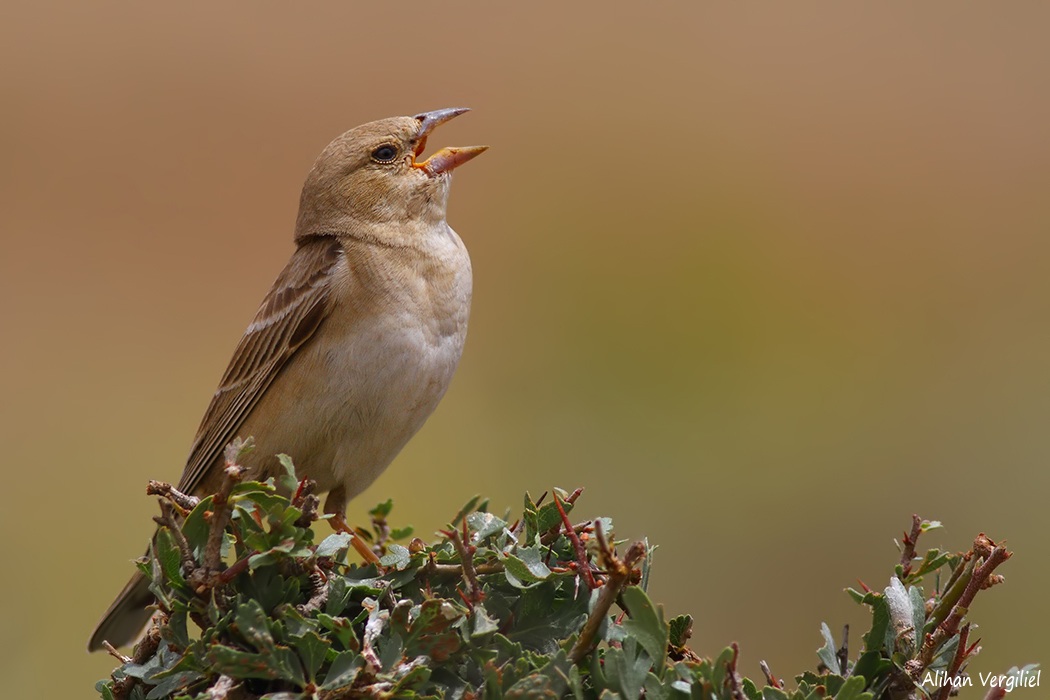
269,225,472,496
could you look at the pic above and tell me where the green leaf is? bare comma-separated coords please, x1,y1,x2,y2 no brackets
467,511,508,541
379,543,412,570
142,657,204,700
388,661,432,695
833,675,872,700
320,651,363,691
235,599,276,652
181,495,216,556
389,599,464,663
620,586,669,679
908,584,926,642
471,604,501,637
95,681,116,700
930,633,960,669
599,637,651,699
275,454,299,493
668,614,693,648
905,548,952,583
369,498,393,518
450,494,482,527
279,605,316,638
161,601,191,649
238,566,294,612
505,651,572,698
229,479,277,496
152,527,186,590
316,532,352,558
862,594,890,654
742,677,763,700
324,576,355,617
292,630,330,682
636,538,655,593
850,650,891,686
845,587,874,605
501,545,553,588
522,492,541,541
248,536,312,570
318,614,359,652
817,622,839,673
143,671,202,700
535,489,573,534
643,673,673,700
389,526,414,541
205,644,305,685
710,645,735,691
508,583,589,651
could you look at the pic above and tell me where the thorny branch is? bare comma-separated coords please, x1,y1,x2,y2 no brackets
187,463,245,593
445,523,484,606
423,560,505,578
108,625,162,700
556,491,599,590
568,520,646,665
725,642,746,700
541,487,583,541
147,446,250,596
898,514,924,578
760,660,782,690
154,500,195,570
297,563,330,616
105,475,1019,700
540,520,590,547
146,480,200,512
933,624,970,700
292,477,320,528
917,535,1011,671
835,625,849,677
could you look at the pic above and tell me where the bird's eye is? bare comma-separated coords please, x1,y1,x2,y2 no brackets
370,144,399,163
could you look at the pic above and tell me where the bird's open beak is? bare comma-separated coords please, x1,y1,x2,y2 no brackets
412,107,489,177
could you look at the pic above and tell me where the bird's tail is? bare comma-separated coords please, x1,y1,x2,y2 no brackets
87,570,154,652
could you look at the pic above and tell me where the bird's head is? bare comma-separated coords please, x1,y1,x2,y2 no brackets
294,108,487,242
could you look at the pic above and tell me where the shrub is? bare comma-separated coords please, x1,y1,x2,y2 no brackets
97,443,1023,699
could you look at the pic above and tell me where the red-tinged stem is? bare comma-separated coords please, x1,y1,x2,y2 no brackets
934,624,969,700
555,492,598,590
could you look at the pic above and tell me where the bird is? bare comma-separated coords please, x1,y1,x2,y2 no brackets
88,107,487,652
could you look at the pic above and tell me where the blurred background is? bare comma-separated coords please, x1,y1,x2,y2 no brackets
2,3,1048,696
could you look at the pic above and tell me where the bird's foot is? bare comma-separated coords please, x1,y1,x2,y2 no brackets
329,513,383,566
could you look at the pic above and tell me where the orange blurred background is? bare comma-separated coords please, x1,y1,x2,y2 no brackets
2,3,1048,696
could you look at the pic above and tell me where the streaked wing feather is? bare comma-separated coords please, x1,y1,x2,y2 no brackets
176,236,343,494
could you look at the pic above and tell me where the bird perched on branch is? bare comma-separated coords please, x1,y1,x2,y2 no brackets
89,108,487,651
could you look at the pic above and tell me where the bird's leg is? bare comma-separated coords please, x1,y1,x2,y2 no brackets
324,486,382,565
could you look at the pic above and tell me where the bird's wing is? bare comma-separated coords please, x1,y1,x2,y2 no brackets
176,235,343,495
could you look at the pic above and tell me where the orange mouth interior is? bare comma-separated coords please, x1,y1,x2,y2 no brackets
413,136,428,159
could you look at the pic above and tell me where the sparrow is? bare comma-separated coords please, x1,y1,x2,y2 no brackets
88,108,487,652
